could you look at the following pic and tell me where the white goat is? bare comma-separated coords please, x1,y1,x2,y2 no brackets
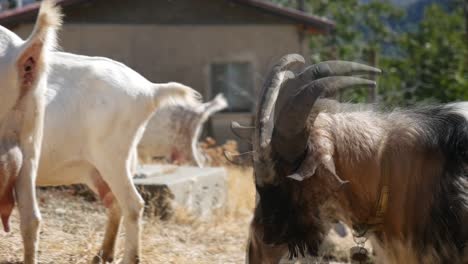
38,55,198,263
3,12,199,264
138,93,227,166
0,1,61,263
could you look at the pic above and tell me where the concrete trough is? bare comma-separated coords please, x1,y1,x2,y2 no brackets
133,164,227,220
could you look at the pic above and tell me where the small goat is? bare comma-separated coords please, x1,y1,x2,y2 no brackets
243,54,468,263
138,93,227,166
0,1,61,263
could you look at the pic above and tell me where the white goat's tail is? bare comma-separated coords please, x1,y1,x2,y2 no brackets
151,82,201,109
190,93,228,168
196,93,228,123
26,0,62,51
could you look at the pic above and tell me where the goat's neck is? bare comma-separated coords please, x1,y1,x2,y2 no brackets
314,112,388,229
326,112,446,240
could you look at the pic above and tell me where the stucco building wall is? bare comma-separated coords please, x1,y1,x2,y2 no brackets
15,24,307,97
11,0,317,146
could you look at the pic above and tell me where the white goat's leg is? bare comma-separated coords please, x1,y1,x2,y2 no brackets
15,160,41,264
92,202,122,264
129,148,139,174
98,164,144,264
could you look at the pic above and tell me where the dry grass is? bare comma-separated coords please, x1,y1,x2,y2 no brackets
224,167,255,217
0,167,254,264
0,166,358,264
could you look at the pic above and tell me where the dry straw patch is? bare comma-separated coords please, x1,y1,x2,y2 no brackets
0,166,256,264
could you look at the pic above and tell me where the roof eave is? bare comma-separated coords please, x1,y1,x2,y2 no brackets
230,0,335,34
0,0,336,34
0,0,90,27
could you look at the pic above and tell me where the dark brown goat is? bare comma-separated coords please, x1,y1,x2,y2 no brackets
242,54,468,264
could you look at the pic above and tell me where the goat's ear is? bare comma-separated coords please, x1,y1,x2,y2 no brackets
321,154,337,176
288,147,338,181
287,160,318,181
16,0,61,94
230,121,254,143
288,154,347,189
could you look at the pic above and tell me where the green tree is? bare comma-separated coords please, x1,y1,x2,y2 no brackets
270,0,467,106
271,0,403,103
379,3,468,105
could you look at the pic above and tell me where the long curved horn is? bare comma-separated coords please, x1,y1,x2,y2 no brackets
298,60,381,80
252,54,305,185
273,61,381,117
254,54,305,151
253,56,381,184
273,72,379,164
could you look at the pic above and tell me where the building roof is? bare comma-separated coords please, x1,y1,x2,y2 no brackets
0,0,85,26
0,0,335,33
231,0,335,33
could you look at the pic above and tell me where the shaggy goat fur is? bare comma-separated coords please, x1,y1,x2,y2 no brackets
253,104,468,263
247,55,468,264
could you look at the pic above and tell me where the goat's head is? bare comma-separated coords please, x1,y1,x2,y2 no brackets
247,54,380,261
0,0,61,121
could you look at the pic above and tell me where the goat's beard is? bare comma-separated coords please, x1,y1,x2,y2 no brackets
258,206,327,259
255,220,326,259
287,240,321,259
256,181,329,259
285,213,327,259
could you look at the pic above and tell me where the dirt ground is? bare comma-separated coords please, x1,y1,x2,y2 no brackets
0,166,359,264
